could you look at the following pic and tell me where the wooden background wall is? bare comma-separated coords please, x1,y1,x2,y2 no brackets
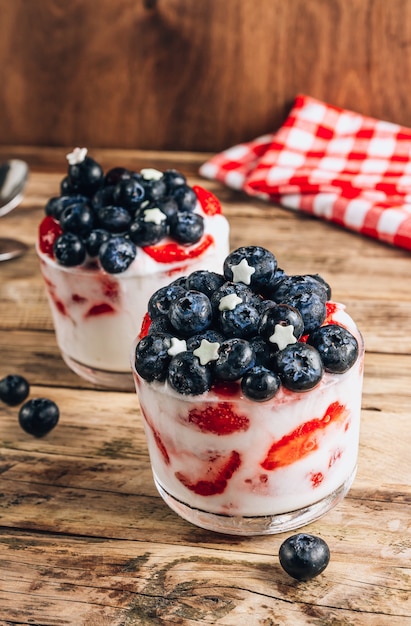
0,0,411,152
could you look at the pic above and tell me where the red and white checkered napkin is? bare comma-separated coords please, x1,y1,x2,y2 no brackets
199,94,411,251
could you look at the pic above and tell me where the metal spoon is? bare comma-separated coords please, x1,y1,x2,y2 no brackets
0,159,29,261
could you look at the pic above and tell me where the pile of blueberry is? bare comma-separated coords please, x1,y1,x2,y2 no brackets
134,246,359,400
43,147,205,273
0,374,59,437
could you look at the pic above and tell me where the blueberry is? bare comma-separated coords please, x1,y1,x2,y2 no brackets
129,212,168,246
168,291,212,336
134,333,172,382
68,155,104,196
154,197,179,220
274,343,323,391
141,176,167,202
45,194,89,220
270,275,329,304
98,236,136,274
172,184,197,211
185,270,225,298
241,366,280,402
0,374,30,406
169,211,204,244
210,281,261,314
113,179,145,211
279,533,330,581
168,352,212,395
97,205,132,233
85,229,111,257
148,284,187,319
104,166,131,186
307,325,359,373
163,169,187,194
18,398,60,438
60,175,78,195
186,329,225,351
248,336,278,369
217,302,260,339
91,186,116,210
258,304,304,347
59,202,95,237
224,246,277,290
281,291,326,334
147,315,175,335
54,233,86,266
214,338,255,381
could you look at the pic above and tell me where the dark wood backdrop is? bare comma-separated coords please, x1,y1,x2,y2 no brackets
1,0,411,152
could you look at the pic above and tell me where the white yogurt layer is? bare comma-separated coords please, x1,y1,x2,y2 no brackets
38,212,230,372
133,306,364,517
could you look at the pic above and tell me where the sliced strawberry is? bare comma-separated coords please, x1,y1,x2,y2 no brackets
261,401,348,471
143,233,214,263
140,407,170,465
175,450,241,496
139,312,152,339
38,215,62,257
192,185,222,215
188,402,249,435
85,303,116,317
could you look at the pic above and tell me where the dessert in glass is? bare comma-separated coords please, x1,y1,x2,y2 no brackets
131,246,364,535
37,148,229,390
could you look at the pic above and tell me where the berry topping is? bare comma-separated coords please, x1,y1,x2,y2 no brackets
134,333,172,382
307,325,359,373
168,291,212,336
18,398,60,438
85,228,111,257
54,233,86,266
0,374,30,406
168,351,212,395
192,185,222,215
224,246,277,289
274,343,323,391
134,246,360,400
98,236,136,274
241,366,280,402
40,151,222,273
279,534,330,581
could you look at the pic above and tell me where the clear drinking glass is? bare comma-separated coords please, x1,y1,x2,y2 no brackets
131,326,364,535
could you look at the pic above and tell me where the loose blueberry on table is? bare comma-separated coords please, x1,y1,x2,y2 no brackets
18,398,60,438
39,148,222,274
0,374,30,406
279,533,331,581
135,245,360,401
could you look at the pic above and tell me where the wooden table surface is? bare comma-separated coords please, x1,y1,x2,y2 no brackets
0,146,410,626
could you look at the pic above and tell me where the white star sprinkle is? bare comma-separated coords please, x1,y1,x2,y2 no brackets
230,258,256,285
143,207,167,225
66,147,87,165
193,339,220,365
269,324,297,351
141,168,163,181
218,293,242,311
167,337,187,356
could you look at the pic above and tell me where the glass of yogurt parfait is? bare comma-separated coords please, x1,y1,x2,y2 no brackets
131,246,364,535
37,148,230,390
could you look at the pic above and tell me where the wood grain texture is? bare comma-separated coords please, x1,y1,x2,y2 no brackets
1,1,411,151
0,147,410,625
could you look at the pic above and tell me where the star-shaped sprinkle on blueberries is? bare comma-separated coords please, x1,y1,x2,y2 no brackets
141,168,163,181
269,324,297,351
143,207,167,225
218,293,242,311
66,147,87,165
193,339,220,365
167,337,187,356
230,258,256,285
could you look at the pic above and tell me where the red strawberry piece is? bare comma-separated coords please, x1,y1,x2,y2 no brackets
143,233,214,263
175,450,241,496
192,185,222,215
187,402,249,435
38,215,63,257
140,407,170,465
139,312,152,339
85,303,116,317
261,402,348,471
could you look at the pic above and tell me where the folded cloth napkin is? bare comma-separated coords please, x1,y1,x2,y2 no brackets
199,94,411,252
